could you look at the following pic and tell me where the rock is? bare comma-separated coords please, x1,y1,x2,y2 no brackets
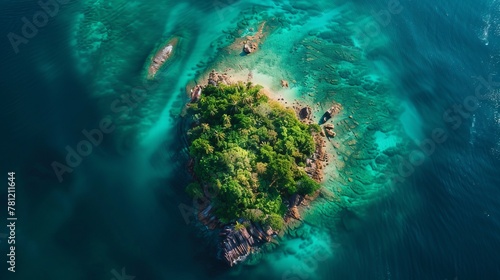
324,123,334,130
299,106,312,119
243,43,252,54
208,79,217,86
243,41,258,54
281,79,289,88
208,69,232,86
198,204,222,230
190,85,202,103
288,206,301,220
219,221,271,267
325,129,336,137
219,227,252,266
265,226,274,236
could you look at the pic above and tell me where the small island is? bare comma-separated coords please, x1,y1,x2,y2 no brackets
186,81,327,266
146,37,178,79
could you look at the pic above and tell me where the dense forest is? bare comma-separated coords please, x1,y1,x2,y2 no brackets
186,82,320,231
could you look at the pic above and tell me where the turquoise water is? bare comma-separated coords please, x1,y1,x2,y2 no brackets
1,0,500,279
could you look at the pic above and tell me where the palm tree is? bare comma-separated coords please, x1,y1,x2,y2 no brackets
204,144,214,154
229,96,240,113
213,130,226,144
242,96,253,105
208,105,217,116
201,123,210,132
222,114,231,128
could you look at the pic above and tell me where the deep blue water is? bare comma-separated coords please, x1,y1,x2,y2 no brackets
1,0,500,279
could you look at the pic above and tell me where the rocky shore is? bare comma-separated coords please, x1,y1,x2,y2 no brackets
196,192,307,266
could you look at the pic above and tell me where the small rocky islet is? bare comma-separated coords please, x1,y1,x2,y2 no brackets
145,36,179,80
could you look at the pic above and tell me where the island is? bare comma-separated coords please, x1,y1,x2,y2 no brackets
185,78,329,266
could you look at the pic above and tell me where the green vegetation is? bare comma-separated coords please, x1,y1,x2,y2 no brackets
234,221,246,231
186,82,320,228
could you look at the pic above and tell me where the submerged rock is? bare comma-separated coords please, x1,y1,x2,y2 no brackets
285,245,298,255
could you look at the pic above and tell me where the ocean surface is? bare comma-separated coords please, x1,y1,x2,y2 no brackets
1,0,500,279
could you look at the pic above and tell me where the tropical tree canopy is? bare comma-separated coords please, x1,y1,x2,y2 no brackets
186,83,320,228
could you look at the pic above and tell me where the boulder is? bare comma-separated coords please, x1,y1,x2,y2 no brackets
299,106,312,119
208,69,231,86
243,42,258,54
243,43,252,54
288,206,301,220
326,129,336,137
208,79,217,86
324,123,334,130
190,85,202,103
